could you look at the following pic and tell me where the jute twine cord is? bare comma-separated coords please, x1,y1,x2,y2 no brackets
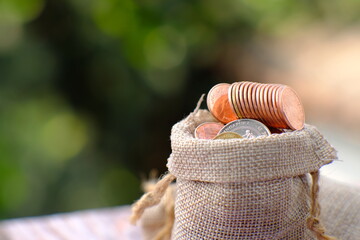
307,171,336,240
152,183,176,240
130,173,176,225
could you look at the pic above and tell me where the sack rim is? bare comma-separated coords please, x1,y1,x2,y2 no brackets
167,110,337,183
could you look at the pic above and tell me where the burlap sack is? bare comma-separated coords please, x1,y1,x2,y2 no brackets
166,109,337,239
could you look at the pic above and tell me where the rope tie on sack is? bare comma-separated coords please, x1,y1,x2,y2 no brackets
307,171,336,240
130,172,176,225
152,185,176,240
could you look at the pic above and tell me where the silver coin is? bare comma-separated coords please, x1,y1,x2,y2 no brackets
219,119,271,139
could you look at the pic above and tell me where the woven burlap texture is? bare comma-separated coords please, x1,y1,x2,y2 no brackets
167,110,337,240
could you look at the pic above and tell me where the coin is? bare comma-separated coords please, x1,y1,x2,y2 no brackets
219,119,271,138
194,122,225,139
279,86,305,130
248,82,260,119
207,83,238,124
272,84,288,128
258,84,271,126
263,83,276,126
213,132,243,140
266,84,279,127
233,82,243,118
255,83,267,124
244,82,255,119
228,83,242,119
242,82,253,119
249,82,259,120
237,82,247,118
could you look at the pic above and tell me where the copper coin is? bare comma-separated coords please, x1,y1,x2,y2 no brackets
270,84,281,127
268,84,279,127
219,119,271,138
278,86,305,130
246,82,255,118
235,82,247,118
227,83,238,118
259,84,272,126
256,83,266,123
213,132,243,140
241,82,253,118
265,84,279,127
207,83,238,123
194,122,225,139
234,82,244,118
228,83,242,119
232,82,240,118
233,83,243,118
255,83,268,124
252,83,265,122
267,84,280,127
272,84,288,128
249,83,259,120
247,82,259,119
228,83,236,116
243,82,253,118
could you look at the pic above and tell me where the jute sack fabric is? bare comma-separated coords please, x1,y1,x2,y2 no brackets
319,177,360,239
166,109,337,240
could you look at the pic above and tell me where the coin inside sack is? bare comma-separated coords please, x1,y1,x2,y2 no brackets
213,132,243,140
219,119,271,139
194,122,224,139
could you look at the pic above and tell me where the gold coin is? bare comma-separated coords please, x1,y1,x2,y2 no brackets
213,132,243,140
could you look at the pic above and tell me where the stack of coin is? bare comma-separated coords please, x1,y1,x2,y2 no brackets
228,82,304,130
207,82,305,130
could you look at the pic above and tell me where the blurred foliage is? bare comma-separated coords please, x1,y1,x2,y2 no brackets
0,0,359,218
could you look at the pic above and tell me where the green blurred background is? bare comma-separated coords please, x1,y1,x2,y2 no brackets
1,0,360,219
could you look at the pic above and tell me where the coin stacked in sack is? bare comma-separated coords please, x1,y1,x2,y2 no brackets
194,82,305,139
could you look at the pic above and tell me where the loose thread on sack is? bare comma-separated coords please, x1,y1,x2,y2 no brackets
307,171,336,240
130,172,176,225
194,94,205,113
186,94,205,121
